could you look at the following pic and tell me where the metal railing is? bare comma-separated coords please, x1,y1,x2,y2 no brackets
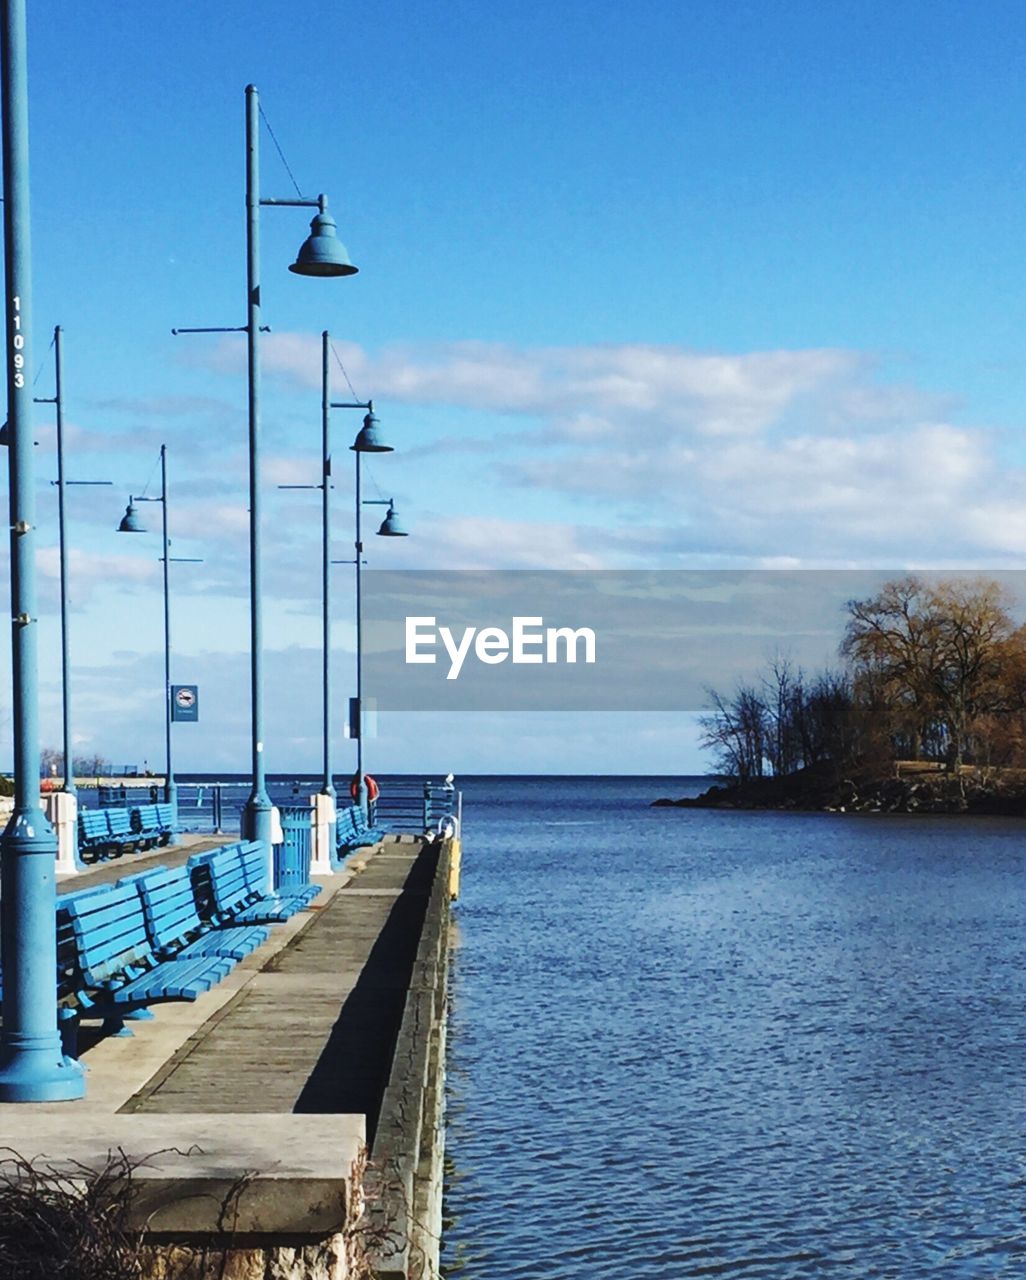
80,776,462,838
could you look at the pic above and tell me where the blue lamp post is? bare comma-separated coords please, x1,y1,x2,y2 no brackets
0,0,85,1100
334,393,408,815
117,445,200,819
282,336,405,831
175,85,355,854
34,325,112,798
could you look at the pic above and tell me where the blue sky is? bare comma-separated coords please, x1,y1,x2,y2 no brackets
4,0,1026,776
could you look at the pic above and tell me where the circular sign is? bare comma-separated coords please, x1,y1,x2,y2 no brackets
175,687,196,710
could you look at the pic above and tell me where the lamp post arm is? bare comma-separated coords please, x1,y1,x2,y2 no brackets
171,325,270,336
259,197,321,208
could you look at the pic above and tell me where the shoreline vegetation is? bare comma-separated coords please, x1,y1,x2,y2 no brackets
654,760,1026,815
656,575,1026,817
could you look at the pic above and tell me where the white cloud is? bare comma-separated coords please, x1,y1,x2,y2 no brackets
193,333,1026,566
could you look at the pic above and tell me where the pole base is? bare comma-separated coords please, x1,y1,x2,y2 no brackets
0,1045,85,1102
241,796,274,849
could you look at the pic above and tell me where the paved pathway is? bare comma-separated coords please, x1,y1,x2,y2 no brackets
58,832,232,893
122,841,433,1141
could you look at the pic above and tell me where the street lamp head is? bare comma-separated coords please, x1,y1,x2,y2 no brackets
289,211,359,277
350,411,392,453
377,502,408,537
117,500,147,534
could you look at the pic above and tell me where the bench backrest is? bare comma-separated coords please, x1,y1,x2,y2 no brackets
62,882,155,986
238,841,272,896
155,802,175,829
105,808,134,839
336,805,360,842
134,865,203,954
78,809,108,841
188,841,254,920
133,804,160,832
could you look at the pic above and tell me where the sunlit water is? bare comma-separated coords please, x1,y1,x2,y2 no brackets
441,776,1026,1279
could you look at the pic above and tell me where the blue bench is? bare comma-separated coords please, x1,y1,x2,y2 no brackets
77,806,145,861
105,807,135,848
61,881,238,1037
189,840,320,927
132,802,176,849
335,802,383,854
134,863,268,962
239,840,320,916
77,809,114,861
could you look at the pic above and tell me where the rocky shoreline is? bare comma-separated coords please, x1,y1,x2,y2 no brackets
653,765,1026,816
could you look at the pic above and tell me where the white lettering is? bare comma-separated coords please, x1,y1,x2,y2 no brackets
546,626,596,664
475,626,510,664
404,616,597,677
405,616,438,664
512,616,544,663
440,625,476,680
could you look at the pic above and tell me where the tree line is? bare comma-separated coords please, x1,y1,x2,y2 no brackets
700,576,1026,779
39,747,112,779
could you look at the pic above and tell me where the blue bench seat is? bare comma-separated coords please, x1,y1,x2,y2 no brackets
132,802,176,848
134,863,269,963
189,841,319,927
62,881,236,1035
335,802,383,853
77,805,144,861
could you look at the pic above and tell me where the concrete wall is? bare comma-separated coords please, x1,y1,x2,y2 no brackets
363,837,454,1280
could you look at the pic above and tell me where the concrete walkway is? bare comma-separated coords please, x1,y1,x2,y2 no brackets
57,831,232,892
0,839,440,1267
124,840,433,1139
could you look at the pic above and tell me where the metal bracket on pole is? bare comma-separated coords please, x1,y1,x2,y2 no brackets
172,325,270,335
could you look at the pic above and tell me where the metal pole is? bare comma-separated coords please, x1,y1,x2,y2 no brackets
242,84,273,850
160,445,177,816
53,325,74,798
321,333,336,843
354,449,368,817
0,0,83,1101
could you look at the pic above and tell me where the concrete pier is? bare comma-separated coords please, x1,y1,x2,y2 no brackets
0,834,456,1279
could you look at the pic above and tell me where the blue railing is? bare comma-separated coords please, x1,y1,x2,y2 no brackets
81,776,461,837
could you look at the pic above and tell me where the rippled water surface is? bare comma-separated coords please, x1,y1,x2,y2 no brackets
441,776,1026,1279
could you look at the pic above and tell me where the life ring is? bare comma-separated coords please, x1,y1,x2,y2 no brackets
350,774,379,802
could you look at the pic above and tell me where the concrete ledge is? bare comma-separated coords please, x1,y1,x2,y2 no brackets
0,1114,365,1236
365,838,453,1279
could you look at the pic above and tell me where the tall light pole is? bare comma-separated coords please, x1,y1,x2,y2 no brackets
118,446,200,817
336,400,407,816
0,0,84,1101
34,325,112,798
175,84,356,852
278,332,342,842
